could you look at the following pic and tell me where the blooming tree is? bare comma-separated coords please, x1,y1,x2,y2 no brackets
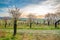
9,7,22,36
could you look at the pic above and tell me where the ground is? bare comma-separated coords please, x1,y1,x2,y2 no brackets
0,29,60,40
0,20,60,40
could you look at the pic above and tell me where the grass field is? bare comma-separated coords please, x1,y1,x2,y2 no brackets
0,19,60,30
0,30,60,40
0,23,60,30
0,20,60,40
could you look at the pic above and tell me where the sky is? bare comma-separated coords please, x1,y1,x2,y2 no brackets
0,0,60,17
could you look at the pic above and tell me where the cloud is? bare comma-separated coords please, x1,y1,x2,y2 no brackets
41,0,60,10
0,6,22,17
41,0,60,5
0,8,10,17
21,0,60,15
0,0,60,17
0,12,9,17
21,5,50,15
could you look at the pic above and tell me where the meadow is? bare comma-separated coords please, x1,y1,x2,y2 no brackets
0,19,60,30
0,30,60,40
0,19,60,40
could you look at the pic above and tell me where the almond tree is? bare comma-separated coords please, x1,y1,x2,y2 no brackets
45,13,51,25
45,13,57,25
49,14,57,24
9,7,22,36
54,6,60,28
55,12,60,28
3,17,8,28
27,13,36,28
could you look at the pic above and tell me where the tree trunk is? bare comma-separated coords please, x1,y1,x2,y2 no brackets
48,21,50,26
5,21,7,28
13,19,17,36
55,20,60,28
30,22,32,28
43,20,45,25
29,19,32,28
55,22,57,28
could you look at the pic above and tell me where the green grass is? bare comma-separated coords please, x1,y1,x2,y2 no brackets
0,23,60,30
0,32,60,40
0,19,60,30
0,32,34,40
0,32,22,40
0,20,60,40
0,25,60,30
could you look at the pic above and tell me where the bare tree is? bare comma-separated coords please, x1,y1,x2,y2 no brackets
9,7,22,36
27,13,36,28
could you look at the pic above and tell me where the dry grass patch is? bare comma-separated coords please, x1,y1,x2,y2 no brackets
0,30,6,38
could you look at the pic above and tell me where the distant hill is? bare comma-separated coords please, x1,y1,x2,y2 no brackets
0,17,11,19
19,18,28,21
